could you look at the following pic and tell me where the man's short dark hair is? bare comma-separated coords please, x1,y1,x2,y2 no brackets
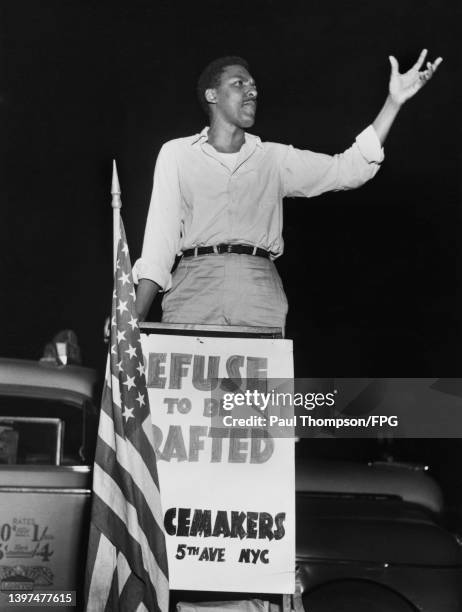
197,56,250,114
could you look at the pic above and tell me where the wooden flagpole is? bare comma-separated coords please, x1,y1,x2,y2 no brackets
111,160,122,274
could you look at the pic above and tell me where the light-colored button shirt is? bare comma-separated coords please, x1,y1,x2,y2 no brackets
134,125,384,291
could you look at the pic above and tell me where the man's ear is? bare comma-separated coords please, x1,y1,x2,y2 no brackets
205,88,217,104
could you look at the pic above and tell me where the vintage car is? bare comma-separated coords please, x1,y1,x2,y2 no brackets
295,457,462,611
0,351,461,611
0,355,98,610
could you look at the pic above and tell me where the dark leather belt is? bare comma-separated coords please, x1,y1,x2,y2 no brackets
182,244,272,258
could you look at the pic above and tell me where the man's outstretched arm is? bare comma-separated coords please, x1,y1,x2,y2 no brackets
281,49,442,199
373,49,442,145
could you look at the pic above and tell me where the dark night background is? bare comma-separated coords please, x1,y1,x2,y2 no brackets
1,0,460,376
1,0,462,507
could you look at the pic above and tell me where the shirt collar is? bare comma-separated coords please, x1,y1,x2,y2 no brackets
191,126,263,149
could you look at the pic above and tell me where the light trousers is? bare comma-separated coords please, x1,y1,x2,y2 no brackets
161,254,288,329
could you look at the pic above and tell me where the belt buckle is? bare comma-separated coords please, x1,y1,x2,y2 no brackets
227,244,232,253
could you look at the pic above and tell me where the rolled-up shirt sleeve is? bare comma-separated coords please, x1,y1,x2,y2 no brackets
281,125,384,198
133,142,182,291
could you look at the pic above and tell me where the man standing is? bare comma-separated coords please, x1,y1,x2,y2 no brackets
134,51,441,329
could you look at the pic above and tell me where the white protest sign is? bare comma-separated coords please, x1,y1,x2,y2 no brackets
141,333,295,594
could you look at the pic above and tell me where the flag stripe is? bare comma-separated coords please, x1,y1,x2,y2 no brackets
93,463,169,601
98,403,162,494
91,495,149,585
84,524,102,604
116,551,131,596
119,572,145,611
101,410,164,527
110,373,122,409
91,494,165,612
133,417,163,489
86,531,117,612
99,382,126,440
94,433,168,571
103,569,119,612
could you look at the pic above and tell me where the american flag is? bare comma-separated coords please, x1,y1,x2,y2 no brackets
85,219,169,612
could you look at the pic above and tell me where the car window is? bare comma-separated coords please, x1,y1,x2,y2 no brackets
0,395,93,465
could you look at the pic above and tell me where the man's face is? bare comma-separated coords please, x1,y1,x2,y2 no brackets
207,65,258,128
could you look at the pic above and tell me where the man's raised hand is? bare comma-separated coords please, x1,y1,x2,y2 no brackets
388,49,442,106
